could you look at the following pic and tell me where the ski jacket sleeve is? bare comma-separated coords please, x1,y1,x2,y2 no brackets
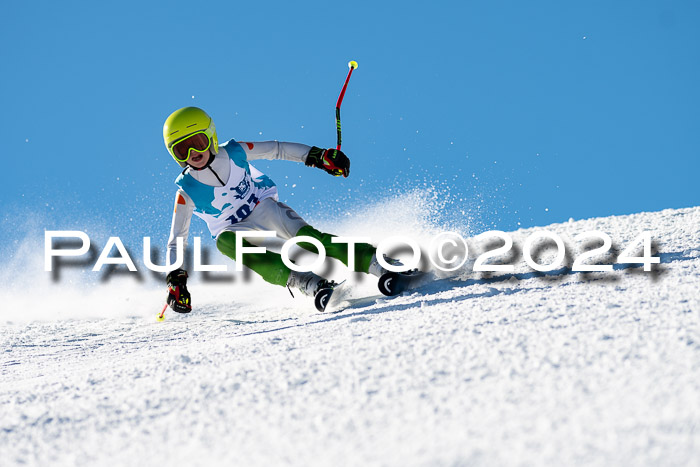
167,189,195,269
238,141,311,163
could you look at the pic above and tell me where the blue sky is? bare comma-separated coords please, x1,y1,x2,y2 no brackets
2,0,698,248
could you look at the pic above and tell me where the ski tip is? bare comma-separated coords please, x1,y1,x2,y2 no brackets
378,270,425,296
316,280,348,313
378,272,402,296
314,288,334,312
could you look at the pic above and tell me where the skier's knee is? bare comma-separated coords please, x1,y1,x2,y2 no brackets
216,231,237,260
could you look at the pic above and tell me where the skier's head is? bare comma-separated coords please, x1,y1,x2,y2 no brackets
163,107,219,169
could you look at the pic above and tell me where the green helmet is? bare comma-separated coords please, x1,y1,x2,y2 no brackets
163,107,219,167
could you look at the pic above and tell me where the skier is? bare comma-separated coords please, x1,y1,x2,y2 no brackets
162,107,408,313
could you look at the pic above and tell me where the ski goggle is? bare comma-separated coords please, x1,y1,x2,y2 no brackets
170,131,212,162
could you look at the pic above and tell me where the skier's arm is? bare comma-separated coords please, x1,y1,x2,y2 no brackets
239,141,311,163
239,141,350,177
166,190,194,313
167,190,194,268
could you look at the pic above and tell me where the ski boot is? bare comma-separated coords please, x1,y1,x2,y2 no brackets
287,270,338,312
369,253,423,296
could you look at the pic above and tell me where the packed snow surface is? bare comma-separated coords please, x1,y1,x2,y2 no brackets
1,203,699,466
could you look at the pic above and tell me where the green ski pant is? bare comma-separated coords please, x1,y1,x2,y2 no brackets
216,225,376,287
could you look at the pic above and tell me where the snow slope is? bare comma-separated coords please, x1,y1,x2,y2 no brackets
1,204,699,466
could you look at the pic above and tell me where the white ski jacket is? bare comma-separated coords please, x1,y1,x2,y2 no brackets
166,140,311,265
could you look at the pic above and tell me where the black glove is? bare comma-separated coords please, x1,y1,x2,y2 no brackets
166,268,192,313
305,147,350,177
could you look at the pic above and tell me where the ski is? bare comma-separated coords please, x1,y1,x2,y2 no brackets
314,280,347,312
377,270,426,296
322,271,434,313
